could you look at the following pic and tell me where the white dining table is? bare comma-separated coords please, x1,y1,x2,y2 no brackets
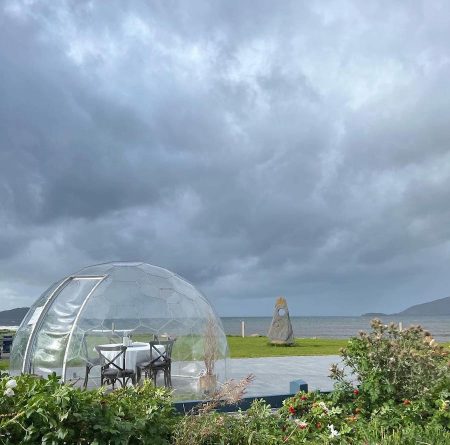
96,342,165,373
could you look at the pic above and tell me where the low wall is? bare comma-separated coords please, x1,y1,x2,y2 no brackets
173,379,308,413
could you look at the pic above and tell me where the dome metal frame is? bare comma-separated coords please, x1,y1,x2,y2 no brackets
10,262,228,398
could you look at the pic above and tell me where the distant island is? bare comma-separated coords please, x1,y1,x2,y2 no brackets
362,295,450,317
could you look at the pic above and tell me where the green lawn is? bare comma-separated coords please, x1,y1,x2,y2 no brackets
0,329,13,371
0,359,8,370
227,336,349,358
0,337,343,371
1,337,448,369
0,337,346,369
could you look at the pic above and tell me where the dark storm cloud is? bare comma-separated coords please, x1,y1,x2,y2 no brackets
1,0,450,315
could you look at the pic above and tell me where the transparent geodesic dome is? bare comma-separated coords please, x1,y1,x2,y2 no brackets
10,262,228,399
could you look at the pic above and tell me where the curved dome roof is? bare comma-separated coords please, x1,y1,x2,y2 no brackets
10,262,228,399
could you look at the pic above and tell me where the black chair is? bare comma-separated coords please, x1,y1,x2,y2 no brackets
137,340,175,388
95,345,136,389
82,333,123,388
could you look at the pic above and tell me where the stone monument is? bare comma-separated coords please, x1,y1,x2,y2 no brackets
268,296,294,345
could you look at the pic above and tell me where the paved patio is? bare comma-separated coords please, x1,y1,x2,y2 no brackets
228,355,341,396
67,355,342,398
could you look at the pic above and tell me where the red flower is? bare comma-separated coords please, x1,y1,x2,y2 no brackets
353,389,359,395
403,399,411,406
300,395,308,401
289,406,296,414
316,422,322,429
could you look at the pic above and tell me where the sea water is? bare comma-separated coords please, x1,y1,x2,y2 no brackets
221,315,450,342
3,316,450,342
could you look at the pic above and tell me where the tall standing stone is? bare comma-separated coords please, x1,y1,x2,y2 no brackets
268,296,294,345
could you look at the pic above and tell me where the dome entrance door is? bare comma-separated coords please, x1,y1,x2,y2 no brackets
23,276,104,376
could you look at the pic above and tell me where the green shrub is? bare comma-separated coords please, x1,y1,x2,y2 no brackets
354,421,450,445
278,390,450,443
0,373,175,444
172,399,287,445
273,320,450,443
329,319,449,409
280,390,359,442
173,393,450,444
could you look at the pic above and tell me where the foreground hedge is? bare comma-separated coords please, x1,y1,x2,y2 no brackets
173,400,450,444
0,374,175,444
1,374,449,445
1,320,449,444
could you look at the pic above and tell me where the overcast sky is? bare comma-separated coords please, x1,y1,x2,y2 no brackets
1,1,450,316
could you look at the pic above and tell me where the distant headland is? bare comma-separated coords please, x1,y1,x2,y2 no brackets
361,295,450,317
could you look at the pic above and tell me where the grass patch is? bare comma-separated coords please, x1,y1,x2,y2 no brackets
0,333,448,368
0,359,8,370
0,337,348,369
0,329,14,371
227,336,349,358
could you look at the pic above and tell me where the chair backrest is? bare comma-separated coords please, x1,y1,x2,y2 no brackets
83,334,121,361
95,345,127,371
149,340,175,365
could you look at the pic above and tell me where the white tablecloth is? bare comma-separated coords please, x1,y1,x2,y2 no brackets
97,343,165,373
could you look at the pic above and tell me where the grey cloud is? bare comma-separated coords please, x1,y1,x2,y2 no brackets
1,1,450,316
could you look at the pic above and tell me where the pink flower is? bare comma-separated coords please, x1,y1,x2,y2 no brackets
294,419,308,429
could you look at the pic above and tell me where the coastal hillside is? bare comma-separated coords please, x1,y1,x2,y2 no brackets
0,307,29,325
395,296,450,316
